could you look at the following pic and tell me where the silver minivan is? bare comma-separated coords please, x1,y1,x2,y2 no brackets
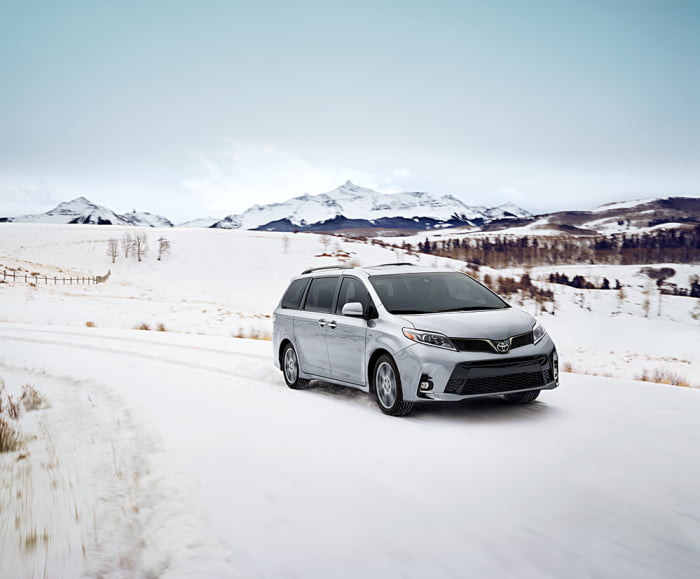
273,264,558,416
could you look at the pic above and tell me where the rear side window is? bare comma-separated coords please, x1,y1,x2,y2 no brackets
303,277,339,313
335,277,371,314
281,278,310,309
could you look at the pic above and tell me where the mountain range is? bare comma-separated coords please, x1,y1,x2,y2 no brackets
210,181,531,231
0,197,173,228
1,182,698,235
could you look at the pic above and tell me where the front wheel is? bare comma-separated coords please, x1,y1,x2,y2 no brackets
282,344,310,390
503,389,540,404
373,355,413,416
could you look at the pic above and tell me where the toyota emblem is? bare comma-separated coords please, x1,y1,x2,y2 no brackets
496,341,510,353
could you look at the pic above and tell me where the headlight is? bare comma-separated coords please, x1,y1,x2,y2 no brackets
533,321,547,344
402,328,456,351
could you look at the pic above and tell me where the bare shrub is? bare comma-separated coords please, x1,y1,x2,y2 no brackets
635,368,692,388
133,233,148,262
135,322,151,331
121,232,133,258
157,323,167,332
157,237,170,261
106,238,119,263
0,417,21,453
563,361,574,373
85,321,96,328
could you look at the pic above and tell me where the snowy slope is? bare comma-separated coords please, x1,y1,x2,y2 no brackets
2,197,173,227
1,326,699,578
211,181,531,230
1,222,699,577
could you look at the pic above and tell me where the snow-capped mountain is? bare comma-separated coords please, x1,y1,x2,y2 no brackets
121,210,174,228
211,181,531,231
1,197,173,227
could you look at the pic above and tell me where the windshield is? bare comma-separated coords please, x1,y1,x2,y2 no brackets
369,272,509,314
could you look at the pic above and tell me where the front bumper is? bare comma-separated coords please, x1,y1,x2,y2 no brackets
394,335,559,402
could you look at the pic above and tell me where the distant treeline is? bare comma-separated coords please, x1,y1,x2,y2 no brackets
411,226,700,268
547,273,620,290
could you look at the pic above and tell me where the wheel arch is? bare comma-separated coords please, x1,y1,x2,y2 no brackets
367,348,394,394
279,338,293,367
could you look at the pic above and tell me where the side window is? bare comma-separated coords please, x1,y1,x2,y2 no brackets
335,277,370,315
303,277,339,313
280,278,310,310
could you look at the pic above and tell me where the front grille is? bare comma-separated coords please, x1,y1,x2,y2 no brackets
452,339,494,353
451,331,534,353
511,331,534,349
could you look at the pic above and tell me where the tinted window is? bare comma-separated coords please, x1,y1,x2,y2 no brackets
281,278,310,309
303,277,339,313
369,272,508,314
335,277,371,314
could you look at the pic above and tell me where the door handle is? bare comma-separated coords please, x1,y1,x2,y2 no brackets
318,319,327,327
327,321,337,329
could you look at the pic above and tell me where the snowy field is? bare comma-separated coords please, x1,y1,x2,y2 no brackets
1,223,699,578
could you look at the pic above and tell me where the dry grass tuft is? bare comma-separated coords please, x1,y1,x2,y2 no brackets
157,323,167,332
635,368,692,388
21,384,47,411
85,321,96,328
563,361,574,373
5,395,20,420
0,417,21,453
135,322,151,331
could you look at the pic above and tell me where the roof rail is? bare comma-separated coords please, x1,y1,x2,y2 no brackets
301,265,354,275
370,263,417,268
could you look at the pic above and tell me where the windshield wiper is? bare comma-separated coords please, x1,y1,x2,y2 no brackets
389,309,430,314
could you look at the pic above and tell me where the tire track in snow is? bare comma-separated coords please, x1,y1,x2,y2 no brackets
0,325,270,360
0,329,277,386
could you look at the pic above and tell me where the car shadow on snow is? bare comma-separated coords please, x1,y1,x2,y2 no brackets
304,380,561,424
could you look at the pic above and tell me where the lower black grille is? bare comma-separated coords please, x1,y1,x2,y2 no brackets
444,353,553,396
455,371,544,395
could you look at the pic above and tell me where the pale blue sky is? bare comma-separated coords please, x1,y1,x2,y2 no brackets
1,0,698,221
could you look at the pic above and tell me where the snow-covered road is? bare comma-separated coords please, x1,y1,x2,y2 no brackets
1,323,699,578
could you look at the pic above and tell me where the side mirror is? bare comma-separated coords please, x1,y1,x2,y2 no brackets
341,302,364,317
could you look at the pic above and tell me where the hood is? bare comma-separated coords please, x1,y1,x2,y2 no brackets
397,308,535,341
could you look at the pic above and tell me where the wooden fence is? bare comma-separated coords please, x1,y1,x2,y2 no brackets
1,269,110,285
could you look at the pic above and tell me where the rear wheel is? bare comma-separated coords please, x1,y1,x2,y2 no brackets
373,355,413,416
503,389,540,404
282,344,310,390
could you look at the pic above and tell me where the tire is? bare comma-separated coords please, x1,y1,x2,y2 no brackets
373,355,414,416
503,389,540,404
282,343,310,390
